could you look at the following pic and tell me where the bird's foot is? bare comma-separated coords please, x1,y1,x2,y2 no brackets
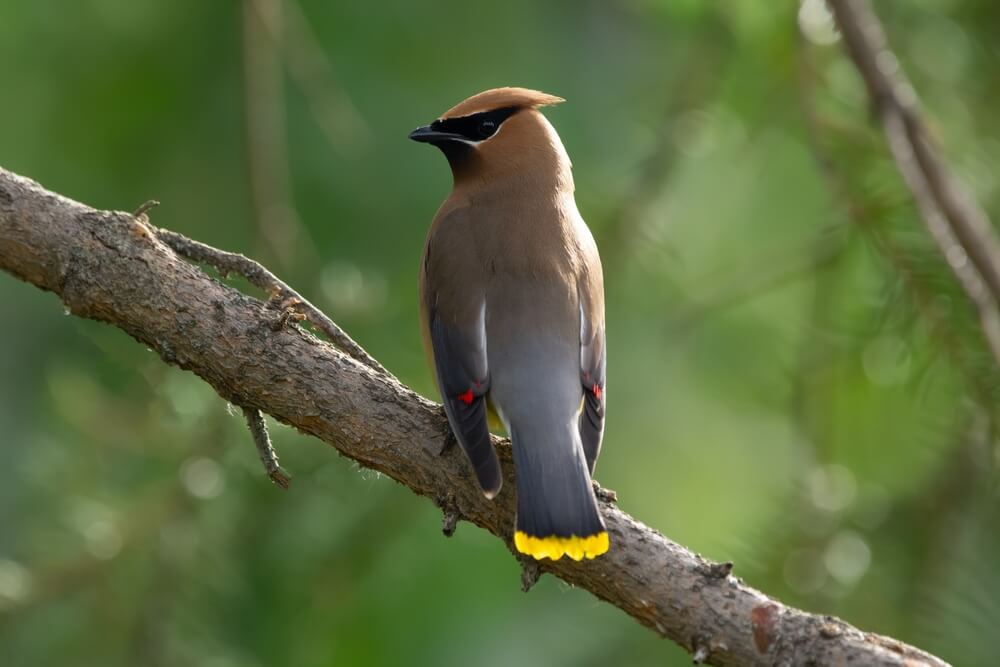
592,480,617,503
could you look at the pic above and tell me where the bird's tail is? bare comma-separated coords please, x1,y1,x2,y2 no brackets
510,418,608,561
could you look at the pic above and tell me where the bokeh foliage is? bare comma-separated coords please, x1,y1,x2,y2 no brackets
1,1,999,665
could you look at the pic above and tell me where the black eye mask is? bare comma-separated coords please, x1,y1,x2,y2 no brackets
431,106,520,142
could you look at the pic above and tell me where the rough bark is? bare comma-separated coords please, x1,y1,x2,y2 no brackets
0,167,949,666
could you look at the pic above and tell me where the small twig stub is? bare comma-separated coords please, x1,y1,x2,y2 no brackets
519,558,542,593
132,199,160,218
242,406,290,489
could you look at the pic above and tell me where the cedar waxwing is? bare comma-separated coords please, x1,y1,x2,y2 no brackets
411,87,608,561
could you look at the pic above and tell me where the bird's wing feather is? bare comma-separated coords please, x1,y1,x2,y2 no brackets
421,208,502,497
576,219,606,475
579,298,606,474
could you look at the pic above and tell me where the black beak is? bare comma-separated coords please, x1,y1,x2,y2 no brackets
408,124,463,144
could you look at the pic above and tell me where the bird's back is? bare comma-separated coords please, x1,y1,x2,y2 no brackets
414,88,608,559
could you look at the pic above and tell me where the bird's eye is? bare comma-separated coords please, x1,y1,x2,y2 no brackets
478,120,497,138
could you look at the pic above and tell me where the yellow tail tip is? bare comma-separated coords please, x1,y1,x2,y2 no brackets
514,531,609,561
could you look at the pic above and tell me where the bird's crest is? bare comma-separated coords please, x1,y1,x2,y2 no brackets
440,87,564,119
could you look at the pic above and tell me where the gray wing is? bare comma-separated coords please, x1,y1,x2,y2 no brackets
427,302,501,497
421,208,502,498
579,302,606,475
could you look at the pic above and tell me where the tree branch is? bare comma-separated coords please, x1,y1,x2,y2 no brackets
0,166,948,666
827,0,1000,368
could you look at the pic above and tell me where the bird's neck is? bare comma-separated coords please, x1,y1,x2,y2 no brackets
455,162,573,201
450,149,574,202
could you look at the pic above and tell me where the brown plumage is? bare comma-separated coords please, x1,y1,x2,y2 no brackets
439,87,564,119
411,87,608,561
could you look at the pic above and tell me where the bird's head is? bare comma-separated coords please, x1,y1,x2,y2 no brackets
409,87,571,188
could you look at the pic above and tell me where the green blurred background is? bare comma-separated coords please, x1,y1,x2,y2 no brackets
2,1,999,665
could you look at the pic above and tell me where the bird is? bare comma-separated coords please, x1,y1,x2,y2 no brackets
410,87,608,561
